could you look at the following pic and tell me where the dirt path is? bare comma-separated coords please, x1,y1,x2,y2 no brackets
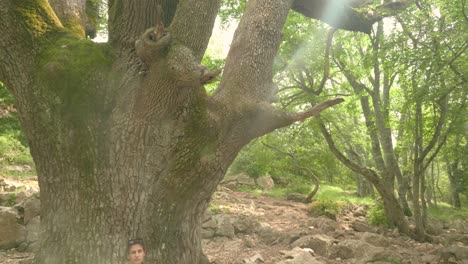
1,181,468,264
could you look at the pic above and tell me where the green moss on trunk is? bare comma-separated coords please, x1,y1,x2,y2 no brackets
12,0,62,37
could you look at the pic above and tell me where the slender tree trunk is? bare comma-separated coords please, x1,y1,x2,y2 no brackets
421,172,428,228
428,161,436,207
355,173,374,197
318,120,409,234
412,100,425,241
447,159,462,208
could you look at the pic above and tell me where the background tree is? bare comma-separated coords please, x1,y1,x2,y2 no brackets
0,0,407,263
394,0,467,240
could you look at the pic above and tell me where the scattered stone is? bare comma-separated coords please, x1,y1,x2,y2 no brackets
243,253,264,263
328,243,354,260
280,231,301,245
26,216,42,246
307,217,339,233
438,245,468,263
257,222,281,245
233,215,259,235
23,197,41,225
353,206,367,217
221,173,256,190
360,232,390,247
0,206,27,250
276,247,324,264
351,220,374,233
290,234,334,257
243,236,256,248
5,185,17,192
255,176,274,191
201,227,216,239
0,178,6,190
213,215,235,238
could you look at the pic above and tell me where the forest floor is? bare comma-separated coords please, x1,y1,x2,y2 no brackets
1,177,467,263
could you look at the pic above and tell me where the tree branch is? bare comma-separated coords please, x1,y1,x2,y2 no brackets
317,118,382,186
240,98,344,142
214,0,292,102
421,95,448,160
292,0,414,34
0,0,62,90
170,0,220,61
290,98,344,123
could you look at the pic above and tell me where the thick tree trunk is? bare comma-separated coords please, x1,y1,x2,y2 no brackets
1,0,395,262
378,183,408,229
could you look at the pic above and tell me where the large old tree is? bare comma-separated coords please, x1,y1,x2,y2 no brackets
0,0,409,263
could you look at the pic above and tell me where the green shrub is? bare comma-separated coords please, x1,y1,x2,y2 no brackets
0,134,33,165
308,199,348,219
368,202,388,226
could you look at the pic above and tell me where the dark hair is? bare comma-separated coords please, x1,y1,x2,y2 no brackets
127,238,145,253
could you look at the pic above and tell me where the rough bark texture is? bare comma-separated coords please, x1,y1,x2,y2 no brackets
0,0,352,263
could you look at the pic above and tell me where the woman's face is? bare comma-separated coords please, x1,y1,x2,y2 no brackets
127,244,146,264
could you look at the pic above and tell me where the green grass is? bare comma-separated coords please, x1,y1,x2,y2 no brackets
428,202,468,221
314,185,374,205
0,134,35,179
240,183,374,208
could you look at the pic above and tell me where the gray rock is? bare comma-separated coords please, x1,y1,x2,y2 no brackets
23,197,41,225
0,206,27,250
222,173,256,190
438,245,468,262
26,216,42,244
202,218,218,229
290,234,335,256
213,215,235,238
360,232,390,247
233,215,259,234
255,176,274,191
351,220,374,233
201,228,215,239
0,178,6,188
280,231,301,245
353,206,367,217
307,217,339,233
276,247,324,264
14,191,29,206
328,244,354,260
257,222,282,245
243,253,264,263
243,236,256,248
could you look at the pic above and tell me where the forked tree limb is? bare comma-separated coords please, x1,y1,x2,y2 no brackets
289,98,344,123
245,98,345,141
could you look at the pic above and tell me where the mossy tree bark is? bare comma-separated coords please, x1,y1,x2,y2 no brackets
0,0,407,263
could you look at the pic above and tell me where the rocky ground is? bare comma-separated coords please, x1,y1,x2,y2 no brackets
1,177,468,264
